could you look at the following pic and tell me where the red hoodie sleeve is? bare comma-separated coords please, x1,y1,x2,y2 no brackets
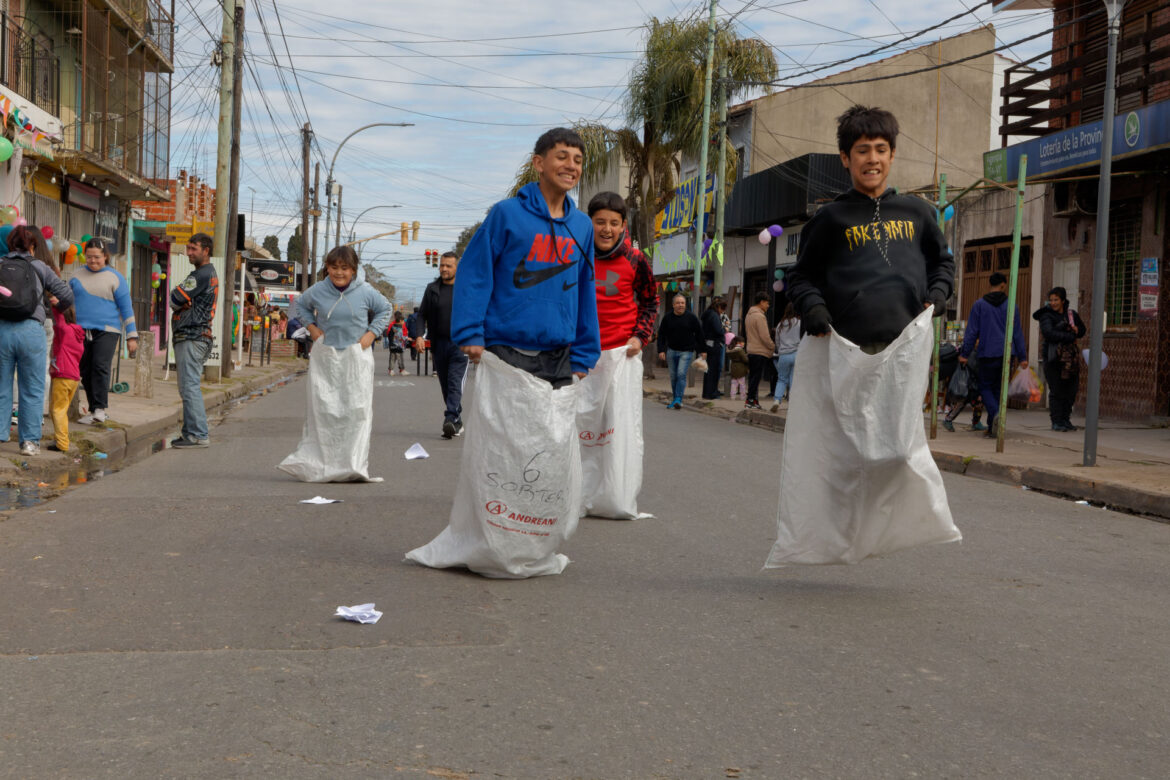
630,247,659,345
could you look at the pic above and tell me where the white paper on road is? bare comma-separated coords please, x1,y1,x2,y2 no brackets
300,496,342,504
406,351,582,578
404,443,429,460
765,307,960,566
576,346,649,520
335,603,382,624
278,343,383,483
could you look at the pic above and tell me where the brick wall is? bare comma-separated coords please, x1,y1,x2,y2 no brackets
132,169,216,225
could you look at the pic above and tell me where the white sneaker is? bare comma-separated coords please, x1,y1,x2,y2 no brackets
92,408,108,423
77,414,96,425
19,440,40,456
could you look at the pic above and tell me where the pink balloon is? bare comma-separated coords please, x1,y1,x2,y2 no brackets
14,217,26,226
758,228,771,245
772,280,784,291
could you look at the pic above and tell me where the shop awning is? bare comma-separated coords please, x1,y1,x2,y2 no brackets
725,153,851,234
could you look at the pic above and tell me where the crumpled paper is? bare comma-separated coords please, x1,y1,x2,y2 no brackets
404,443,429,460
335,603,382,624
300,496,342,504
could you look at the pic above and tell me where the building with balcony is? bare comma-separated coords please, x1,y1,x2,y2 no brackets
990,0,1170,420
1,0,173,338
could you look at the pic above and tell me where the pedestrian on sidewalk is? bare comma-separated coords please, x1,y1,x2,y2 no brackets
578,190,658,518
942,351,986,432
770,303,800,412
744,291,774,410
960,271,1026,437
416,252,469,438
727,336,749,399
701,297,727,399
767,105,959,567
405,306,421,363
47,304,84,452
656,292,703,409
0,225,74,456
169,233,218,449
407,127,600,578
387,311,407,375
1033,286,1086,432
70,237,138,425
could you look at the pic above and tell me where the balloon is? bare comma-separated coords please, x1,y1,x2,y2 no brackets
151,272,160,281
944,205,955,222
767,224,784,237
0,138,12,163
151,280,160,289
774,268,785,280
52,237,69,253
40,225,53,240
0,206,17,225
701,237,713,257
13,217,25,226
81,234,93,243
772,280,784,292
159,273,166,280
152,263,162,274
758,228,771,245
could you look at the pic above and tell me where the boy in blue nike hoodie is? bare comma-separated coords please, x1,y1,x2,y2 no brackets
453,127,600,385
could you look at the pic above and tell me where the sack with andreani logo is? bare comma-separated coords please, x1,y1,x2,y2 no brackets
576,346,648,520
278,343,382,483
406,351,581,578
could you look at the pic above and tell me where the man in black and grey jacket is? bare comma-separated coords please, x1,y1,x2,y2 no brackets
416,251,468,439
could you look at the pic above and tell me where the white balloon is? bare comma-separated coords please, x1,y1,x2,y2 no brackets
758,228,771,245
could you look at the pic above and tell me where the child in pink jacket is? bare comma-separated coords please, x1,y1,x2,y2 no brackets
49,306,85,452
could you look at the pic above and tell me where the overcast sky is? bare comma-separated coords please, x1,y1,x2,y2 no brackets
170,0,1054,301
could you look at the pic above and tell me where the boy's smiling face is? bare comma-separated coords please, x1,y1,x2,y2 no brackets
841,134,894,198
533,142,583,196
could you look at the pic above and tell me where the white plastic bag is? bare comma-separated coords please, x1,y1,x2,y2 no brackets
765,308,959,566
406,351,581,578
577,346,646,520
278,343,382,483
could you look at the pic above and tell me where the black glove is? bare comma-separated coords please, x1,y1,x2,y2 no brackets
803,304,832,336
926,289,948,317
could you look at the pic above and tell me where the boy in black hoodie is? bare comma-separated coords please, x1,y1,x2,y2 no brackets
786,105,954,351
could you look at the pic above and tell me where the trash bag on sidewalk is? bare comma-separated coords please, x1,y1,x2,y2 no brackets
278,343,382,483
577,346,647,520
765,308,960,566
406,351,581,578
1008,365,1043,403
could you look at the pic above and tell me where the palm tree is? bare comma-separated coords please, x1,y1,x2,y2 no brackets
508,17,778,249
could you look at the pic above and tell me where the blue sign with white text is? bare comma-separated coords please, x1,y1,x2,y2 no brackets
984,99,1170,182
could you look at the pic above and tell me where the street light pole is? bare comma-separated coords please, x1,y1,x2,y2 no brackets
322,122,413,255
1083,0,1127,467
349,204,402,258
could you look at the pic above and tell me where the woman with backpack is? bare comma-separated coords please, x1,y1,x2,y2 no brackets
0,225,74,456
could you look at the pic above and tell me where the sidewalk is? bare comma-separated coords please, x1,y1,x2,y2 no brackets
1,347,305,498
643,373,1170,522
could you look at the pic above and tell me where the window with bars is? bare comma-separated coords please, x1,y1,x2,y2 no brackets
1105,200,1142,327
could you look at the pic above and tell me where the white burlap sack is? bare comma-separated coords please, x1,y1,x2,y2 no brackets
406,351,581,578
765,308,959,566
278,343,382,483
576,346,647,519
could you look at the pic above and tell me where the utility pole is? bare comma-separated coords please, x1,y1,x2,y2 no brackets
1084,0,1127,467
215,0,244,379
300,122,311,292
692,0,718,313
310,161,320,283
334,184,343,248
713,60,729,298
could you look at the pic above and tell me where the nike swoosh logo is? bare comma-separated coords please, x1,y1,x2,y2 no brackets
513,258,577,289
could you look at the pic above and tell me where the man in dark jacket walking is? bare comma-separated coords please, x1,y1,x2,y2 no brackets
960,272,1027,435
416,252,467,438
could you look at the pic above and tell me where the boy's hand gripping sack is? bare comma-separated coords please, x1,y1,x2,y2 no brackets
406,351,582,578
278,343,382,483
576,346,648,520
765,308,960,566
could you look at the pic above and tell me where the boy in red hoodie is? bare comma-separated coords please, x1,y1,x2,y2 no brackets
49,305,85,452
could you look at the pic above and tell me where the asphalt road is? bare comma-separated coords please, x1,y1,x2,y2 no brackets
2,363,1168,779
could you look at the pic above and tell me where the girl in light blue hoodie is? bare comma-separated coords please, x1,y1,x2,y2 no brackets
298,246,391,349
278,246,391,483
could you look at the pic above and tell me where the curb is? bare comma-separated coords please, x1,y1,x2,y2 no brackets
644,388,1170,523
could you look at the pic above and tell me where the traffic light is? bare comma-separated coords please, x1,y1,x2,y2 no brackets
400,222,408,246
412,221,420,241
